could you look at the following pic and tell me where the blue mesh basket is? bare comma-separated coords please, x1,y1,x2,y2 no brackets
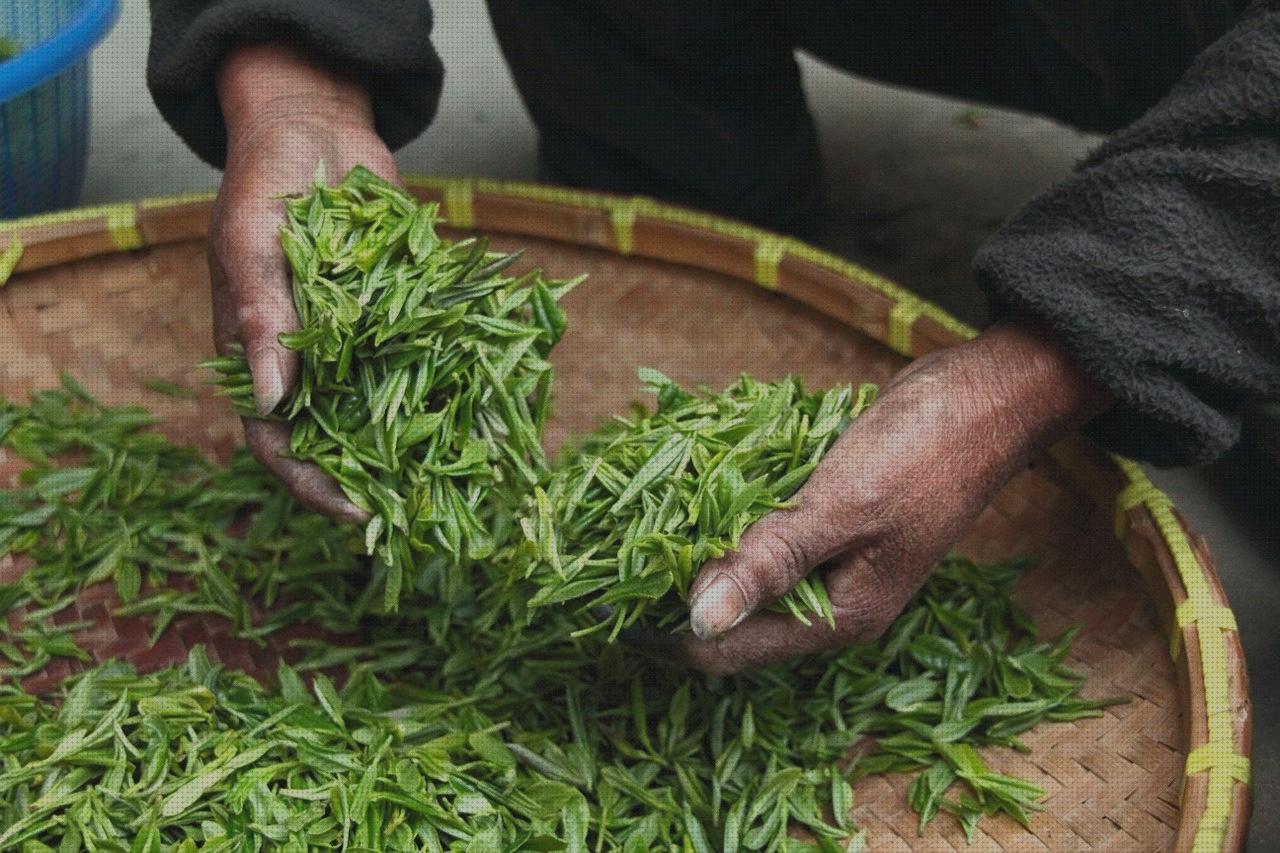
0,0,120,218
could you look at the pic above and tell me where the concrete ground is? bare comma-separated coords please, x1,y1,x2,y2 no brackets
84,0,1277,847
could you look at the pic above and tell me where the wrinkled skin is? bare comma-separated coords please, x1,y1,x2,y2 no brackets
678,323,1109,674
211,44,394,523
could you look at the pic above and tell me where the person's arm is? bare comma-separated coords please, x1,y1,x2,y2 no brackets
680,1,1280,673
148,0,441,169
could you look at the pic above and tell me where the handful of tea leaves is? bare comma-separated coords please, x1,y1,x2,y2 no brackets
516,370,878,639
203,167,580,613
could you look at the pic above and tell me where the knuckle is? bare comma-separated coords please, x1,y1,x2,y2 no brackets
211,210,255,254
831,595,895,645
235,286,297,344
859,510,910,568
862,550,900,594
827,550,907,643
245,437,285,479
748,526,812,593
210,236,287,296
210,284,239,348
234,250,288,287
237,299,294,343
242,420,282,460
209,199,286,266
283,481,350,523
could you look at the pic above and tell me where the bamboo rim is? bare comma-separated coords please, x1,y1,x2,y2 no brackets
0,176,1253,852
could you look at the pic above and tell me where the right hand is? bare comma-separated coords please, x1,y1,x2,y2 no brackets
210,43,398,523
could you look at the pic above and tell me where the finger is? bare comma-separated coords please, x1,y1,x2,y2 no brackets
680,610,851,675
685,375,939,642
682,547,907,674
687,489,860,640
210,201,300,416
243,419,370,524
209,255,241,357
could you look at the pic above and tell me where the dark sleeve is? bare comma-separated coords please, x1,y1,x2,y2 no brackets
146,0,443,168
973,0,1280,467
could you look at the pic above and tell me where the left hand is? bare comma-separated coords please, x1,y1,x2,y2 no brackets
210,43,399,523
680,323,1109,675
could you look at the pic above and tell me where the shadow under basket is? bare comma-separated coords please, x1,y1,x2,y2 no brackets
0,179,1252,852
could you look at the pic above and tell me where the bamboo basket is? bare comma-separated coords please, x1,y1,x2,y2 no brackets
0,178,1252,852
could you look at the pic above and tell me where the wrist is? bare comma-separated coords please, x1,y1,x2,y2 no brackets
963,322,1111,454
216,43,375,139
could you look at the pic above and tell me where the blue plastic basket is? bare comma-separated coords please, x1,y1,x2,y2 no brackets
0,0,120,218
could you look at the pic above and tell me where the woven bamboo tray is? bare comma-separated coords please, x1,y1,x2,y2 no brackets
0,178,1252,852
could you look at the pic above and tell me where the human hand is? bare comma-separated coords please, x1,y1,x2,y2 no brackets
210,43,399,522
680,323,1109,674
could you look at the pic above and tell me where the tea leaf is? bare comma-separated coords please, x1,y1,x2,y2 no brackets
516,372,860,633
204,168,576,619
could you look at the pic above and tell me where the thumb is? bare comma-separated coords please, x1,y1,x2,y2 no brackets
688,512,832,640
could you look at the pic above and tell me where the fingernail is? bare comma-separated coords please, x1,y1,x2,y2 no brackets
252,350,286,416
690,575,748,640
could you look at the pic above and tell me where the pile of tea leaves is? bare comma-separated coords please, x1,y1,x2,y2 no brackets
514,370,878,640
0,169,1124,848
0,377,1121,849
0,376,370,656
203,166,580,616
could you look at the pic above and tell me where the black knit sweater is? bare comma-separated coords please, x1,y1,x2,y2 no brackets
147,0,1280,467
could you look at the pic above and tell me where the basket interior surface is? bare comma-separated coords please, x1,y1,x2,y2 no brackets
0,229,1193,852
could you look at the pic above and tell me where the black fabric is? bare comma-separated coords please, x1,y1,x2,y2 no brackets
146,0,443,168
486,0,1051,233
974,1,1280,465
487,1,825,234
485,0,1241,233
1018,0,1247,128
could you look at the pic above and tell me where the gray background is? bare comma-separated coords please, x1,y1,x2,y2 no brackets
82,0,1278,847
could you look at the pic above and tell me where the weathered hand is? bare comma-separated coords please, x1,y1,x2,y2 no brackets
680,323,1108,674
210,44,399,523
